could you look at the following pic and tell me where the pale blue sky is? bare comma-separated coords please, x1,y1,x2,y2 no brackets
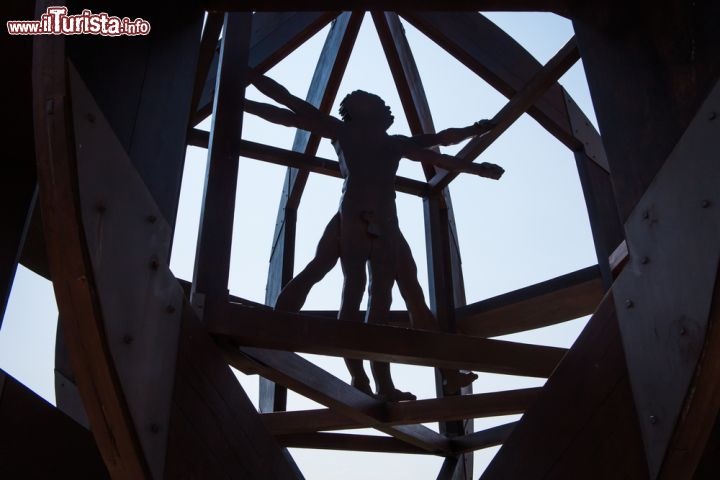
0,11,599,479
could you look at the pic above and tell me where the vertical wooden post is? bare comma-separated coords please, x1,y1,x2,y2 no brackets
261,12,362,414
191,12,252,322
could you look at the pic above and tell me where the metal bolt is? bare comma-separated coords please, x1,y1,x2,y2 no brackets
701,199,711,208
122,334,133,345
649,415,658,425
166,305,176,314
640,256,649,265
642,210,649,220
680,326,687,336
146,214,157,223
150,424,160,434
149,257,160,271
710,111,717,121
625,299,634,309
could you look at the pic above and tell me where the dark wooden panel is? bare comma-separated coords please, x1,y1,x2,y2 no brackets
67,1,203,230
428,37,580,192
0,370,108,478
262,387,540,434
481,293,649,480
572,1,720,221
195,12,338,122
224,346,452,454
33,16,149,475
213,304,566,377
70,63,187,479
456,265,603,338
1,0,37,325
191,13,252,321
164,304,299,480
612,78,720,478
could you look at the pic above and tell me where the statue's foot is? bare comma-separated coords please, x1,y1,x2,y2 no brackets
377,388,417,402
443,371,478,394
352,379,376,398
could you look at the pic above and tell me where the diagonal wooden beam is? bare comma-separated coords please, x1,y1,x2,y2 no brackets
400,12,604,170
450,421,518,454
212,303,567,377
221,345,453,454
187,131,428,197
276,432,432,454
189,13,224,118
456,265,604,338
428,37,579,193
194,12,339,124
261,387,541,434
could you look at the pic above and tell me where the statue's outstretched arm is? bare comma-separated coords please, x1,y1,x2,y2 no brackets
410,120,494,149
394,135,504,180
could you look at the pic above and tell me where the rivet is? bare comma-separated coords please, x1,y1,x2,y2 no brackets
122,334,133,345
150,424,160,434
166,305,176,314
149,257,160,270
85,112,96,124
640,256,649,265
649,415,658,425
680,326,687,336
147,214,157,223
625,299,634,309
701,199,711,208
642,210,649,220
710,111,717,121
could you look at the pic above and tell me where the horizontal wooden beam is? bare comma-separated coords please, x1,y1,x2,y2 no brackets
456,265,604,338
261,387,541,434
212,303,567,377
429,36,580,192
276,432,432,455
221,345,452,454
188,130,428,197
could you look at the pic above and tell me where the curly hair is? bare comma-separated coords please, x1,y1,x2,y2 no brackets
338,90,384,122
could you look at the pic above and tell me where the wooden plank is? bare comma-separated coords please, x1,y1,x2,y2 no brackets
212,304,566,377
612,78,720,478
428,37,580,193
262,12,363,416
456,265,604,338
195,12,338,123
164,303,299,479
571,1,720,222
191,13,252,321
262,387,541,434
188,131,428,197
451,422,517,454
0,369,109,478
276,432,431,455
203,0,569,12
189,13,224,116
32,11,149,474
223,346,452,454
481,293,649,479
70,63,187,479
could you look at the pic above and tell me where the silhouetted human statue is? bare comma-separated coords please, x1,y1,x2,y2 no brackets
246,73,504,401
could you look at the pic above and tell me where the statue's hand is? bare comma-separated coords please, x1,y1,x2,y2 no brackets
467,162,504,180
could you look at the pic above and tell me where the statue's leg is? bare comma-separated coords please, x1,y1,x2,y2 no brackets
338,213,372,395
367,231,415,402
395,232,478,394
274,213,340,311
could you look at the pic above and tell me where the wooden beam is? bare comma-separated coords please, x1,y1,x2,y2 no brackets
188,131,428,197
456,265,604,338
212,303,566,377
222,345,453,454
276,432,432,455
261,387,541,434
195,12,338,123
189,13,224,116
400,12,600,169
191,13,251,320
451,421,517,454
428,37,580,193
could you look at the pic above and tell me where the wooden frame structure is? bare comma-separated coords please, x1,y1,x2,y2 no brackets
3,0,720,478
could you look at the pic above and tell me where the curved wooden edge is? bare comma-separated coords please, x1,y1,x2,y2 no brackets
31,6,150,477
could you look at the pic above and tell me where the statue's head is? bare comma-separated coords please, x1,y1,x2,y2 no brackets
339,91,394,130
